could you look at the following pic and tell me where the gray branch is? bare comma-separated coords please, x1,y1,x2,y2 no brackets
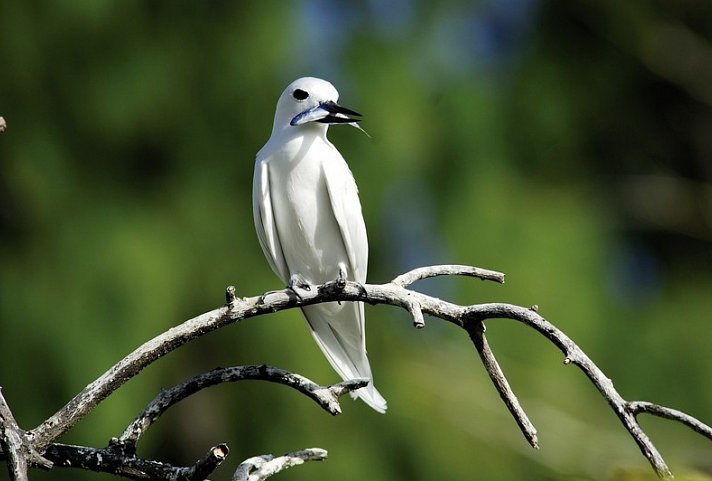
391,264,505,287
465,321,539,449
42,442,229,480
119,365,368,445
0,389,30,481
0,264,708,480
28,264,505,450
9,368,360,480
0,389,52,481
233,448,328,481
628,401,712,439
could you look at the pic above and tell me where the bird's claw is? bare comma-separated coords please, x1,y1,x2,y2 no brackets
288,274,311,291
334,263,350,305
336,263,348,289
287,274,312,300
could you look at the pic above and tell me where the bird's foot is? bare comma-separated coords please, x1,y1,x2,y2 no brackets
335,263,348,289
287,274,311,300
288,273,311,291
334,263,349,305
256,276,310,304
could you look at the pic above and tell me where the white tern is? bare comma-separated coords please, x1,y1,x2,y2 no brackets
252,77,387,413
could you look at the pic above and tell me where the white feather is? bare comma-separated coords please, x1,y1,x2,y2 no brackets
252,77,386,413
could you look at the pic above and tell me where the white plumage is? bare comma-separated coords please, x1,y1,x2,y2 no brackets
252,77,386,413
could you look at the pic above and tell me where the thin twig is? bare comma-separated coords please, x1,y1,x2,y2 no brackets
191,443,230,480
391,264,505,287
628,401,712,440
464,321,539,449
405,299,425,328
233,448,327,481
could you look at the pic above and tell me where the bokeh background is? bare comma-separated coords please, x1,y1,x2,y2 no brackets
1,1,712,480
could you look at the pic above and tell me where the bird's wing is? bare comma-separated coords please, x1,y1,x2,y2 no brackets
302,302,387,413
321,148,368,283
320,146,369,353
252,156,289,282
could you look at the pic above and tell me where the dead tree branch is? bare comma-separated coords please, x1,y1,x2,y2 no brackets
232,448,327,481
42,441,230,481
466,321,539,449
119,365,368,446
5,367,363,480
1,265,709,480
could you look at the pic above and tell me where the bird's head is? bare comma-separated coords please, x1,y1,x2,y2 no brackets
271,77,363,134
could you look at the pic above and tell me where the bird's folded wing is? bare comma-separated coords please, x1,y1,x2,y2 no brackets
321,150,368,284
253,158,289,282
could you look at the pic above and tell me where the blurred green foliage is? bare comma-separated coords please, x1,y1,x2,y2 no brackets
1,1,712,480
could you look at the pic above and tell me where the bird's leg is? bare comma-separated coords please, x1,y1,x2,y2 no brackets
340,263,367,299
334,263,349,305
257,275,311,304
336,263,348,289
286,273,312,301
288,273,311,291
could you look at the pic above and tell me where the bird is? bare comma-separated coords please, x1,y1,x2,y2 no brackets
252,77,387,413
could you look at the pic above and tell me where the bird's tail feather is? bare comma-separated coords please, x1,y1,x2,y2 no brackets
301,302,387,413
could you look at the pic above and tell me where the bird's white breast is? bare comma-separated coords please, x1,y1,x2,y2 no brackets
261,133,347,284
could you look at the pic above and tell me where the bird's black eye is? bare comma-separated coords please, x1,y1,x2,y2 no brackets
292,89,309,101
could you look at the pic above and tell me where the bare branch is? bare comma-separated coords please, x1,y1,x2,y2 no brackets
233,448,327,481
405,299,425,328
18,364,359,480
0,389,29,481
465,303,675,479
28,269,475,448
391,264,505,287
43,442,229,480
22,365,361,479
120,365,369,445
192,443,230,480
328,379,370,398
7,264,705,479
465,321,539,449
28,305,236,448
628,401,712,441
1,388,51,481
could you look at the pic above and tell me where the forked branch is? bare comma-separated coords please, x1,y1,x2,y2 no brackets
1,265,709,480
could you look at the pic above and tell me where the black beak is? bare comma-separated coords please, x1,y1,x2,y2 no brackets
291,100,363,126
315,101,363,124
